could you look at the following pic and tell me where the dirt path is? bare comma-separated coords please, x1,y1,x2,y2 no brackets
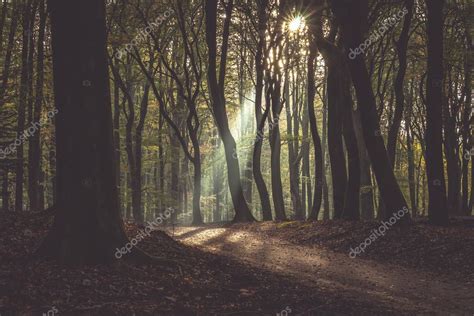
170,226,474,315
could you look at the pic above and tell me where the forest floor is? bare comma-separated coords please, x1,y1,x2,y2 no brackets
0,213,473,315
168,219,474,315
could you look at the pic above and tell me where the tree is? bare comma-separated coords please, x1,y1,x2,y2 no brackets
425,0,448,224
329,0,410,223
205,0,255,222
38,0,132,263
306,0,323,220
28,0,47,212
252,0,272,221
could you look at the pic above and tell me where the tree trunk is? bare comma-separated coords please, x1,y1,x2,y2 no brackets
28,0,46,212
286,73,303,219
387,0,414,166
15,0,35,212
252,0,272,219
269,86,286,220
462,28,472,215
2,170,8,212
425,0,449,224
307,9,323,220
0,0,8,52
353,107,374,219
38,0,130,264
342,101,360,220
0,2,18,109
112,59,121,215
326,55,347,219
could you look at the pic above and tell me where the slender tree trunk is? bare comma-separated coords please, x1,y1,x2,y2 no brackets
425,0,449,224
15,0,34,212
0,0,8,53
387,0,414,166
406,114,417,216
2,170,8,212
48,136,56,206
321,69,330,220
213,129,221,221
112,59,121,215
462,28,472,215
286,74,303,219
0,1,18,109
302,97,312,217
132,83,150,224
28,0,47,212
307,9,323,220
326,58,347,219
443,71,461,216
253,5,272,219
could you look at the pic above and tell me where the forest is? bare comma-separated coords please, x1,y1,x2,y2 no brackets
0,0,473,315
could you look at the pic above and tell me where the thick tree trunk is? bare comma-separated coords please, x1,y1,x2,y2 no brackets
326,57,347,219
342,101,360,220
330,0,410,223
425,0,449,224
353,107,374,219
38,0,130,263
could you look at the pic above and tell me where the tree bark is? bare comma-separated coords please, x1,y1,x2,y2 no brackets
28,0,47,212
15,0,34,212
38,0,131,263
425,0,449,224
387,0,414,166
252,0,272,220
306,3,324,220
2,169,8,212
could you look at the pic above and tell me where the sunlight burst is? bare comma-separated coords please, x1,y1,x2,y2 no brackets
288,16,303,32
